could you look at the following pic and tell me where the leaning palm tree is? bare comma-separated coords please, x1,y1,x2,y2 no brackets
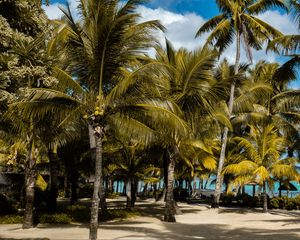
195,0,286,207
223,123,299,212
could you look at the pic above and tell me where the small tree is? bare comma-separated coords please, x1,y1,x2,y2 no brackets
223,124,299,212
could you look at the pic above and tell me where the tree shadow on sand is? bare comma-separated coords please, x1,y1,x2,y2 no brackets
100,221,300,240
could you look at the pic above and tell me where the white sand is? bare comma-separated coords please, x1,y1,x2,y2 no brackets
0,200,299,240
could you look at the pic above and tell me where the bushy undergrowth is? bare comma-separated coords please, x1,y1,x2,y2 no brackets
220,193,263,208
99,208,140,222
39,213,72,224
270,196,300,210
106,192,120,199
0,214,23,224
0,194,17,215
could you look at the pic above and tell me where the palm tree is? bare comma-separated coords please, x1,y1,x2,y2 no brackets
151,40,230,221
233,61,300,157
38,1,165,239
223,123,299,212
195,0,286,207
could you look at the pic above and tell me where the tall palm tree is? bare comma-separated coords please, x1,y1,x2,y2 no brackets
46,1,166,239
195,0,286,207
151,40,229,221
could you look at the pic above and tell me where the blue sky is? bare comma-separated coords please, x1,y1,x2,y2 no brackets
52,0,219,17
46,0,299,88
146,0,219,17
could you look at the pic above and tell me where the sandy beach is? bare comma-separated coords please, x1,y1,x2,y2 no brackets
0,199,299,240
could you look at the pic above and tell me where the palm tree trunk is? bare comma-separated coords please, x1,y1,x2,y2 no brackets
88,124,106,213
131,180,137,207
23,131,35,229
212,30,241,208
193,176,197,194
108,177,114,193
70,170,78,205
164,146,178,222
89,126,103,240
252,185,256,197
64,175,70,198
263,182,268,213
279,180,282,197
126,178,132,209
116,180,119,193
47,146,59,212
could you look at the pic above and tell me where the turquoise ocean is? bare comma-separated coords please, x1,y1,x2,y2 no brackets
113,178,300,197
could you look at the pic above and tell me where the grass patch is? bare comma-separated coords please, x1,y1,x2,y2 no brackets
39,213,72,224
0,206,140,224
0,214,23,224
99,208,140,222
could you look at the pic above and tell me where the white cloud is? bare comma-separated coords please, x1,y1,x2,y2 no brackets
42,3,63,20
43,3,298,64
42,0,79,20
258,10,298,35
137,6,207,51
214,10,298,64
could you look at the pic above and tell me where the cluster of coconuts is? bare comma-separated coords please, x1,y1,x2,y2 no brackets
94,106,104,116
83,106,104,119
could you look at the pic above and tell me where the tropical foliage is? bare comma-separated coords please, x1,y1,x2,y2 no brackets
0,1,300,240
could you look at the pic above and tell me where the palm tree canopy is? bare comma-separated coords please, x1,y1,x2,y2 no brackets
59,0,165,95
196,0,286,57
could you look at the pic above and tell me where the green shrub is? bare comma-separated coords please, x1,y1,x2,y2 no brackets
271,197,288,209
270,197,280,209
0,214,23,224
269,196,300,210
0,194,16,215
239,194,259,207
66,205,90,223
77,184,93,198
293,195,300,210
221,193,235,205
285,199,297,210
106,192,120,199
99,209,140,222
39,213,72,224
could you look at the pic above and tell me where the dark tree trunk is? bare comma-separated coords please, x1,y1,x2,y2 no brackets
153,182,157,199
126,178,132,209
64,175,70,198
193,176,197,194
204,174,210,189
263,182,268,213
47,147,59,212
89,126,103,240
131,180,137,207
116,180,119,193
70,171,78,205
108,177,114,193
252,185,256,197
164,146,178,222
143,183,148,195
279,180,282,197
123,184,126,195
179,179,183,192
23,131,36,229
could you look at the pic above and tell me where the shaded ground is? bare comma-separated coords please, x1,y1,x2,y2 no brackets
0,198,299,240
